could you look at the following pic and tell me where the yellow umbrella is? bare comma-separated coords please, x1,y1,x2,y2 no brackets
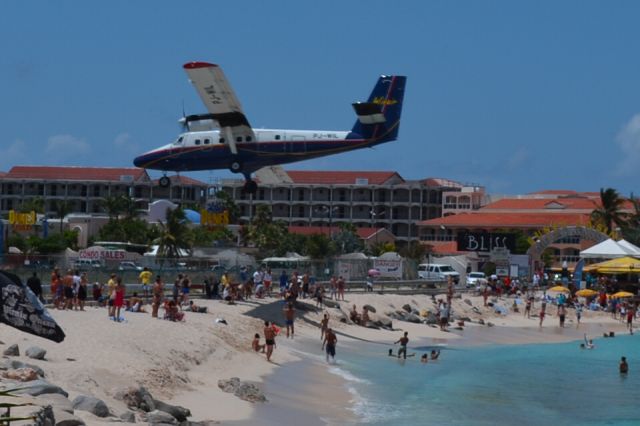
575,289,598,297
585,256,640,274
548,285,570,293
611,291,634,299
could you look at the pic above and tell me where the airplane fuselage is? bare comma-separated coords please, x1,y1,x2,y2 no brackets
134,128,380,175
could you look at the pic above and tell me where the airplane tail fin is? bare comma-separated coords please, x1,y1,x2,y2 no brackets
349,75,406,142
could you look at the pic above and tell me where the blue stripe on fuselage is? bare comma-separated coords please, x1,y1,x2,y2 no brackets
135,136,384,174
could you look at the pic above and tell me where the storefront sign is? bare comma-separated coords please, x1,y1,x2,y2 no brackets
79,247,126,260
373,258,403,278
200,209,229,227
8,210,36,232
457,232,516,252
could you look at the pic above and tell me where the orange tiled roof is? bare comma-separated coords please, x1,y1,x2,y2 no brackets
483,198,600,211
419,212,592,228
4,166,147,182
152,175,207,186
287,226,384,239
285,171,403,185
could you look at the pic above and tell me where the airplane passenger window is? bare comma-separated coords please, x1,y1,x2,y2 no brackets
204,139,210,145
275,135,281,140
246,136,252,142
195,139,201,145
219,138,225,143
236,136,242,142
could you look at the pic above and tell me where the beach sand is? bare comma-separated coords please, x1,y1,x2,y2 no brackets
0,290,631,424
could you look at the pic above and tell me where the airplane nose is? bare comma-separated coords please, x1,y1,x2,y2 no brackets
133,154,148,168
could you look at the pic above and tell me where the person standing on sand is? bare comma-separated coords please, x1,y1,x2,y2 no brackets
152,275,164,318
114,278,125,322
394,332,409,359
264,321,276,362
558,304,566,328
524,298,532,318
329,276,337,300
139,267,152,301
539,302,547,327
575,303,583,327
320,313,329,340
284,303,295,338
627,306,634,334
337,276,346,301
323,328,338,363
482,285,489,307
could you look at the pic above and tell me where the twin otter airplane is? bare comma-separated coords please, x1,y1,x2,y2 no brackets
133,62,406,194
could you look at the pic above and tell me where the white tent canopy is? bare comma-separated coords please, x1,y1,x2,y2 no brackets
580,239,640,259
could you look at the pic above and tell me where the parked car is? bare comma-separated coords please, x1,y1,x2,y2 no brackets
72,259,103,270
418,263,460,283
118,261,143,271
466,272,487,287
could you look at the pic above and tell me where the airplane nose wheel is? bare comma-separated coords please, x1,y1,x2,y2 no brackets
243,179,258,195
159,176,171,188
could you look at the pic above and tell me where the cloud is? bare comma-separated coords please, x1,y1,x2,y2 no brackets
616,113,640,176
0,139,28,170
506,147,529,171
46,134,90,155
113,132,140,154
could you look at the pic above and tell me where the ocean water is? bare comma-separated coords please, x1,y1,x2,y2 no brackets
331,336,640,426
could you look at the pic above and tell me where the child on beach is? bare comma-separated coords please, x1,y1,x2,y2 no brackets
252,333,265,353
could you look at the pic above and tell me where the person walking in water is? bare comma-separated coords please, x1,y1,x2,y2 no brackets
395,332,409,359
620,356,629,374
322,328,338,363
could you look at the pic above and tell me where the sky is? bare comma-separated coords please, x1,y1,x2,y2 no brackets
2,1,640,196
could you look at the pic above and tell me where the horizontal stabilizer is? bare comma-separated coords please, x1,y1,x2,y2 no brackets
352,102,386,125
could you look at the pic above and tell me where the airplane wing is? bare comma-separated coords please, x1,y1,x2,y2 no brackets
183,62,255,155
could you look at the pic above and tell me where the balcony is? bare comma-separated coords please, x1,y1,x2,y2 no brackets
419,235,456,242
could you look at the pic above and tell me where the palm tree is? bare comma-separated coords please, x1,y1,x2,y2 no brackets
590,188,627,235
53,200,71,233
155,207,193,265
100,195,125,221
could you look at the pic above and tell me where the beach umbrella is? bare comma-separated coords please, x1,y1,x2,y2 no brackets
611,291,635,299
548,285,570,293
575,289,598,297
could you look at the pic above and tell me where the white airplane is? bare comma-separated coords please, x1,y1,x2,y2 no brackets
134,62,406,194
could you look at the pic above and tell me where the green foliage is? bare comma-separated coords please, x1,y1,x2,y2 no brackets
19,197,45,214
590,188,627,235
25,229,79,254
214,190,240,224
303,233,336,259
399,241,429,263
53,200,72,232
155,207,193,262
368,241,396,257
513,231,532,255
332,223,363,254
6,234,27,252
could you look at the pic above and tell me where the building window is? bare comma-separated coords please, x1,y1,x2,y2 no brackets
298,206,304,217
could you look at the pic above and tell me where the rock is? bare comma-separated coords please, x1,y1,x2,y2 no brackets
37,393,74,414
404,313,422,323
218,377,240,393
26,346,47,360
363,304,376,313
15,379,68,397
52,407,85,426
454,316,471,322
31,405,55,426
115,386,156,412
477,319,485,325
146,409,177,424
487,302,494,307
424,313,438,325
472,307,482,314
153,399,191,422
464,299,473,306
119,410,136,423
3,360,45,377
218,378,266,403
4,344,19,356
487,322,495,327
454,326,464,330
402,304,412,313
323,299,340,309
334,310,349,323
2,367,39,381
72,395,110,418
375,317,393,330
234,382,266,403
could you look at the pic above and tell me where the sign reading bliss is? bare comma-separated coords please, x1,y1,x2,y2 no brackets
456,232,516,252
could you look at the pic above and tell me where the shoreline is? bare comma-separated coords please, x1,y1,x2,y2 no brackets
1,291,633,424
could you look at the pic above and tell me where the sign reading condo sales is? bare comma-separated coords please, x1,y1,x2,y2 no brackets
79,247,126,260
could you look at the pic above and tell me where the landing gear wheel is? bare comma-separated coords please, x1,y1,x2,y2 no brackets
159,176,171,188
229,160,243,173
243,180,258,195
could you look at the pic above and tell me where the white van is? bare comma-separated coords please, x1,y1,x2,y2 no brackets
418,264,460,283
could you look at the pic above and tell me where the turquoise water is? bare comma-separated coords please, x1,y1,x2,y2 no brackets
332,336,640,426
